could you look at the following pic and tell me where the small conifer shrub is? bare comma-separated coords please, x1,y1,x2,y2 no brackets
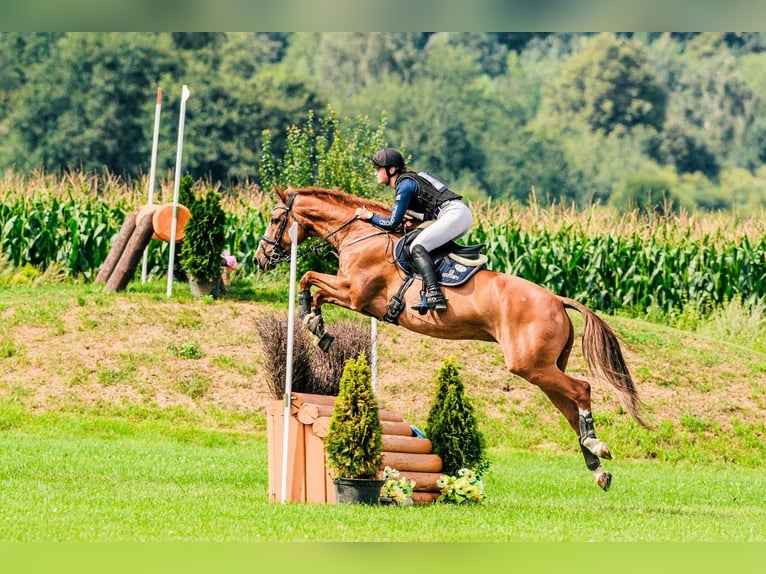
324,350,383,479
426,357,490,478
179,187,226,282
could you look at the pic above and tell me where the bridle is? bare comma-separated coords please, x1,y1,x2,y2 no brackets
257,193,298,266
257,192,366,268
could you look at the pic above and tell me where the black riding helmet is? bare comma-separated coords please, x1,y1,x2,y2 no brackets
371,147,405,170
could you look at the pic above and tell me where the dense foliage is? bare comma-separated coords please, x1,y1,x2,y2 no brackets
179,189,226,282
3,32,766,210
426,358,490,478
324,351,383,479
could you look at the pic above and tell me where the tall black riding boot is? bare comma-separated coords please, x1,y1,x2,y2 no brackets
409,244,447,312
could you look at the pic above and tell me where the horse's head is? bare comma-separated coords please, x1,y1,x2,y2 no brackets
254,184,379,271
253,186,309,271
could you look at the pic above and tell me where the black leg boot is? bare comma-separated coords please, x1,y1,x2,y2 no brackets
409,244,447,312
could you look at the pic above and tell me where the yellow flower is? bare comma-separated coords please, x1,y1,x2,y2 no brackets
464,483,479,499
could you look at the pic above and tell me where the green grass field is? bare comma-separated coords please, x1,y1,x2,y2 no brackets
2,405,765,542
1,279,766,551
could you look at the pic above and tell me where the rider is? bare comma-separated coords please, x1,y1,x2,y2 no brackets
354,147,473,312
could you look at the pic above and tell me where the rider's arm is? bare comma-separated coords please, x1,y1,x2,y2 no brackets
369,177,417,231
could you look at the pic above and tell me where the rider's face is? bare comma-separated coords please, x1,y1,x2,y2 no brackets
374,166,388,186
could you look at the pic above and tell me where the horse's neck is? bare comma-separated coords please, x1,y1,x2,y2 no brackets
299,205,357,246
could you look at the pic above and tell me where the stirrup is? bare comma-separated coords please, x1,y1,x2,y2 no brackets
410,290,448,314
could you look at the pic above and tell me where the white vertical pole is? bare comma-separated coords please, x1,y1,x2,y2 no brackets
166,84,191,299
141,87,162,284
371,317,378,394
281,222,299,504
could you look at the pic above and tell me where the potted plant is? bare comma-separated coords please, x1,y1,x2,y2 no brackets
179,185,226,298
324,350,384,504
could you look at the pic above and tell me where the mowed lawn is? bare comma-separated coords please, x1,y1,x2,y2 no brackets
1,410,765,543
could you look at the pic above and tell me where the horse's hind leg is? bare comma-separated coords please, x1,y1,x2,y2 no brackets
552,321,614,486
521,360,614,490
541,387,613,491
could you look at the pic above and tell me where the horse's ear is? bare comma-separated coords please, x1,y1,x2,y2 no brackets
272,184,286,202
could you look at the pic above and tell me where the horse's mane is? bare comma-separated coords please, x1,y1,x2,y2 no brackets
292,186,389,212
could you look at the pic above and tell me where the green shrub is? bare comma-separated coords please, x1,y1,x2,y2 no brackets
324,351,382,479
426,357,490,478
259,105,387,200
179,187,226,282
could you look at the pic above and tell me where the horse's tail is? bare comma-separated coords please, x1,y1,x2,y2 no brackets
560,297,651,429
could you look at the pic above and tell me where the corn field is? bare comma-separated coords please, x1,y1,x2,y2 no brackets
2,172,765,316
466,201,766,314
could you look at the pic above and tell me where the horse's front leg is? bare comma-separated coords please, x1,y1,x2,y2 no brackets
298,271,354,352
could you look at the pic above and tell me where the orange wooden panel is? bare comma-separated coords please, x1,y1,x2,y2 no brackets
296,403,334,425
411,491,439,505
290,392,336,407
304,426,330,503
396,471,444,492
267,400,307,503
286,412,306,502
382,434,432,454
326,467,336,504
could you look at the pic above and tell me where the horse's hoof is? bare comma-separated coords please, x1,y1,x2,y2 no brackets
582,437,613,460
317,332,335,352
599,443,613,460
303,312,325,336
595,470,612,491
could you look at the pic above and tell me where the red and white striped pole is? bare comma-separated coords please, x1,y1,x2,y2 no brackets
141,87,162,284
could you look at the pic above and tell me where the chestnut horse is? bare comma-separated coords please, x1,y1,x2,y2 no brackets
254,185,649,491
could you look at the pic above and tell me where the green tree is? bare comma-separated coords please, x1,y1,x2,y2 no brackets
645,122,720,180
324,351,383,480
488,125,581,203
608,171,680,215
437,32,509,77
155,34,322,185
351,35,497,192
0,33,63,118
426,357,489,478
1,33,321,185
546,33,667,134
652,33,757,168
4,33,177,176
283,32,427,100
179,187,226,282
259,105,387,199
